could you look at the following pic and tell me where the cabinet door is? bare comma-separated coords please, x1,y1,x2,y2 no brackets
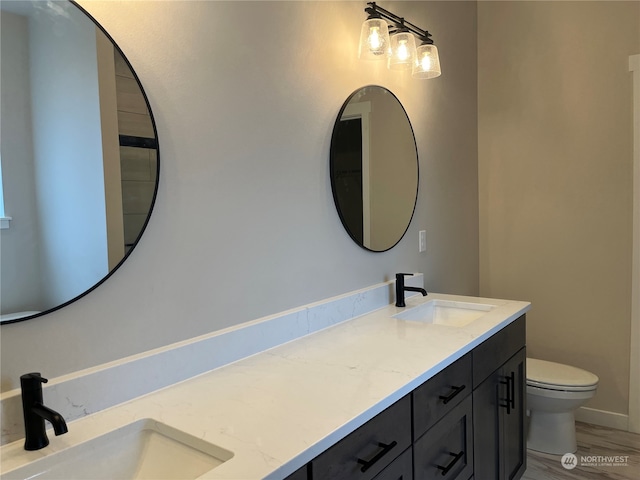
373,447,413,480
472,368,501,479
499,348,526,480
413,396,473,480
473,348,526,480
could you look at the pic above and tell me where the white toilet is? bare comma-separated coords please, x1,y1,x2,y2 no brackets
526,358,598,455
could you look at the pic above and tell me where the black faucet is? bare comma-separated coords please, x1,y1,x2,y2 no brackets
395,273,427,307
20,372,68,450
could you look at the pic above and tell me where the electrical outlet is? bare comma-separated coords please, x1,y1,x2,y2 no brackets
419,230,426,253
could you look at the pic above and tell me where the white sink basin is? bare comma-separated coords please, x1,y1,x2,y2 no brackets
393,299,496,327
2,419,233,480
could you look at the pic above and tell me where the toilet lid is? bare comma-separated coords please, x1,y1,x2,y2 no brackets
527,358,599,390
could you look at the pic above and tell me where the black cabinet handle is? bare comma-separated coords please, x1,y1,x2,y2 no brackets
509,371,516,410
500,375,513,414
438,385,466,405
436,451,464,476
356,440,398,473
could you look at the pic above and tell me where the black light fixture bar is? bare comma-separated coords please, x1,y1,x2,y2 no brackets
365,2,433,44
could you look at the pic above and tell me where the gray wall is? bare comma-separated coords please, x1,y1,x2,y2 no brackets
0,1,479,391
478,1,639,416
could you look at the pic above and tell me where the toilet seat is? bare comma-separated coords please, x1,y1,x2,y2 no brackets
527,380,597,392
527,358,598,392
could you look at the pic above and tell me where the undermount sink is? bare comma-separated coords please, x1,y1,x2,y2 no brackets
3,419,233,480
393,299,496,327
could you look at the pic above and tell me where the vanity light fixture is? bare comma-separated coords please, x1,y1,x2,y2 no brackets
358,2,441,79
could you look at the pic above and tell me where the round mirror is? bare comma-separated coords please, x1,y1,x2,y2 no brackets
0,0,159,324
330,86,418,252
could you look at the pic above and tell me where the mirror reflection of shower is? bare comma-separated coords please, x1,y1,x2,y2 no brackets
113,49,157,255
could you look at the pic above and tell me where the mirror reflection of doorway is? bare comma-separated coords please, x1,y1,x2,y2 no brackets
333,117,363,244
332,101,372,246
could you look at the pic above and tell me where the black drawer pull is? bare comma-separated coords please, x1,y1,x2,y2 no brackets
356,440,398,473
438,385,466,405
436,451,464,476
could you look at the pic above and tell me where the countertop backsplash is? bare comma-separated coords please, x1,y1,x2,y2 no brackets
0,274,424,446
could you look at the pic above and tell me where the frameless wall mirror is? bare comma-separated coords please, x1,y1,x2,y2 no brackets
0,0,159,324
330,85,418,252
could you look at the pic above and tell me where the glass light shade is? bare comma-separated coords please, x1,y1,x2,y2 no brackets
358,18,390,60
412,44,441,79
388,31,417,70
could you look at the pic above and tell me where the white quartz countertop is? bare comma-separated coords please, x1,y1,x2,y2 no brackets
0,293,530,480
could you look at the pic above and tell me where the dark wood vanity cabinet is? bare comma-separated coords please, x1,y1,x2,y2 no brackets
284,315,526,480
472,316,526,480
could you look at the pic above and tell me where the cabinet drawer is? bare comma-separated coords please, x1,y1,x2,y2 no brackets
312,395,412,480
472,315,526,388
373,447,413,480
413,353,471,439
413,395,473,480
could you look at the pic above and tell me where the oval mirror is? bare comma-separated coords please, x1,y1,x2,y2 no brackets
330,86,418,252
0,0,159,324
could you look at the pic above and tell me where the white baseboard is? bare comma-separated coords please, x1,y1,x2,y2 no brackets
575,406,630,431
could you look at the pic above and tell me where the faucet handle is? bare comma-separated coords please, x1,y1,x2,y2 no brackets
20,373,48,391
21,372,48,382
395,272,414,282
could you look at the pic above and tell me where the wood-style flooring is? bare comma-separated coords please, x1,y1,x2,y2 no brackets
522,422,640,479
